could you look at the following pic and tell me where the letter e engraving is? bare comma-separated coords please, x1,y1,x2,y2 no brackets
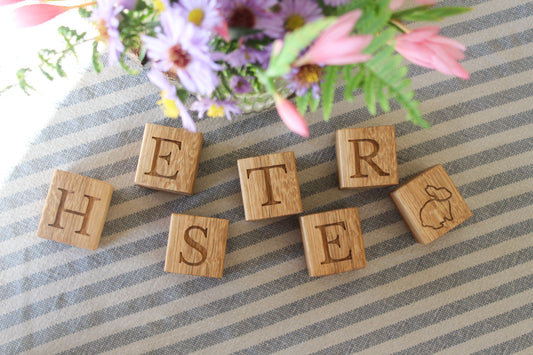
315,221,352,265
145,137,182,179
48,188,100,236
179,226,208,266
349,139,389,178
246,164,287,206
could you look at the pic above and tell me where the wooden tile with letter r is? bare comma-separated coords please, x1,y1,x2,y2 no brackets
390,164,473,245
299,207,366,277
165,214,229,278
135,123,203,195
37,169,113,250
336,125,398,189
238,151,303,221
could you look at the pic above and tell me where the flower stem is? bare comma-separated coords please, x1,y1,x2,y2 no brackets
390,19,411,34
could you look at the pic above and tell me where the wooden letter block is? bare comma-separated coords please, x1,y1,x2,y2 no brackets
336,125,398,189
165,214,229,278
390,164,473,245
37,170,113,250
135,123,203,195
238,151,303,221
299,207,366,277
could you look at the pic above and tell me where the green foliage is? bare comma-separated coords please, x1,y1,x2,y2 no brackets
335,0,392,34
320,66,339,121
265,17,336,77
392,6,471,22
16,69,35,95
343,28,429,128
92,41,103,73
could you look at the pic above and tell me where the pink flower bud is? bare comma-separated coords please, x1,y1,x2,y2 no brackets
13,4,72,28
274,95,309,138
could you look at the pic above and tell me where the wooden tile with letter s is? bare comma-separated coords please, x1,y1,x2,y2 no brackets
299,207,366,277
165,214,229,278
238,151,303,221
390,164,473,245
135,123,203,195
336,125,399,189
37,169,113,250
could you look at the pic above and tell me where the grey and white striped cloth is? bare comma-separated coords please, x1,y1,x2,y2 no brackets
1,0,532,353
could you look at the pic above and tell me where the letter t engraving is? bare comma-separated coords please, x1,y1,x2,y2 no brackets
246,164,287,206
315,221,352,265
48,188,100,236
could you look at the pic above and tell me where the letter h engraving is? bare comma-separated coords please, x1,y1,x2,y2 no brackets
48,188,100,236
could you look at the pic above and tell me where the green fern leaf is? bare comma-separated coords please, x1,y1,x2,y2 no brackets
321,66,338,121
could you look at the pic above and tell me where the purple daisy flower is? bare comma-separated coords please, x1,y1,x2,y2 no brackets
279,0,323,34
220,0,283,39
178,0,222,31
230,75,253,94
147,69,196,132
191,98,241,120
285,64,324,99
225,45,270,68
142,8,221,96
90,0,124,66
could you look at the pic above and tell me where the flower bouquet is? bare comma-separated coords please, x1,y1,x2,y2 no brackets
2,0,470,137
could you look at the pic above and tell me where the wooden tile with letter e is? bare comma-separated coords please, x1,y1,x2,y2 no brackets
165,214,229,278
135,123,203,195
37,170,113,250
238,151,303,221
299,207,366,277
390,164,473,245
336,125,398,189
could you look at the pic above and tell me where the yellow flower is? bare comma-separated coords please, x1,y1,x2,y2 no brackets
188,8,205,26
157,91,180,118
207,104,226,118
153,0,166,13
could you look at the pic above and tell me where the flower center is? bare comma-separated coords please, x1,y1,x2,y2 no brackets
169,45,191,69
228,7,256,28
296,64,323,85
188,8,205,26
94,19,109,42
285,14,305,31
207,104,225,118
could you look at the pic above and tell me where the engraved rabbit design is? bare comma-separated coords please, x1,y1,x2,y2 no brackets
419,185,453,229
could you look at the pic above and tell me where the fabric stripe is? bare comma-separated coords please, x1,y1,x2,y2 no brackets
471,332,533,355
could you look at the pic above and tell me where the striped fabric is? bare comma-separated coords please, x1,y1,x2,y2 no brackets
1,0,532,353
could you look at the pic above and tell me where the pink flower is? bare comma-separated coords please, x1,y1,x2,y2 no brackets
389,0,436,11
274,94,309,138
395,26,469,79
295,10,372,66
0,0,24,6
13,4,72,27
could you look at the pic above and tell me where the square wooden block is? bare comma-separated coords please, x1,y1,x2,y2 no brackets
390,164,473,245
135,123,203,195
238,151,303,221
37,170,113,250
299,207,366,277
165,214,229,278
336,125,399,189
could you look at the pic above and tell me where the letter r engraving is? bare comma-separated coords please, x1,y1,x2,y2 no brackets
349,139,390,178
315,221,352,265
179,226,208,266
246,164,287,206
48,188,100,236
145,136,182,179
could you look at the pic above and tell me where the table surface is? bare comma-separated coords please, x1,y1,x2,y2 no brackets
1,0,532,353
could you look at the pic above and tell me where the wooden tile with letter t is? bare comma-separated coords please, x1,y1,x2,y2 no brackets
165,214,229,278
336,125,398,189
299,207,366,277
135,123,203,195
390,164,473,245
238,151,303,221
37,170,113,250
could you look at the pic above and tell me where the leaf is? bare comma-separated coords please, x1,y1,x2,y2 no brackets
320,66,338,121
39,68,54,81
392,6,471,22
296,91,311,115
228,27,262,40
55,60,66,77
92,41,103,73
309,95,320,112
176,88,189,103
265,17,336,77
16,68,35,95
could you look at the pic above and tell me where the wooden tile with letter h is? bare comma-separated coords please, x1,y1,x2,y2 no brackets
238,151,303,221
336,125,398,189
165,214,229,278
299,207,366,277
390,164,473,245
37,169,113,250
135,123,203,195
